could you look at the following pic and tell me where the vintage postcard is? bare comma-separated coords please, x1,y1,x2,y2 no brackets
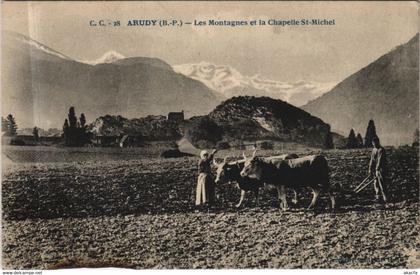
1,1,419,271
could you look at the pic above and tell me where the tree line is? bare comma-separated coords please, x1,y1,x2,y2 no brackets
344,119,419,148
2,112,420,148
1,107,91,147
346,119,378,148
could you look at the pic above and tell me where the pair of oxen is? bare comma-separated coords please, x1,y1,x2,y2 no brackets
213,151,336,210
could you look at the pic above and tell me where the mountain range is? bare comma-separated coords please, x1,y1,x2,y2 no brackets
173,62,335,107
303,34,419,145
2,30,418,146
1,31,221,130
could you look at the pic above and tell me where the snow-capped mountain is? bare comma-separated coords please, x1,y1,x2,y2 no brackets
85,51,126,65
4,30,74,62
2,31,221,129
173,62,336,106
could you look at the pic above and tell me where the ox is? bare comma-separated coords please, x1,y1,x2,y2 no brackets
240,154,336,211
214,153,299,208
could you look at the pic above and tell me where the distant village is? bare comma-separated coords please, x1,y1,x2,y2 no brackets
2,108,186,148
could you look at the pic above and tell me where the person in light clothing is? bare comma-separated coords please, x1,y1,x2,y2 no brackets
368,136,388,203
196,149,217,206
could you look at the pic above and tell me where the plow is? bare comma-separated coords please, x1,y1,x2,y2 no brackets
353,176,374,193
354,174,388,203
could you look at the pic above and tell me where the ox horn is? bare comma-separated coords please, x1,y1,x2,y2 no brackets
242,151,247,160
252,149,257,158
223,156,228,163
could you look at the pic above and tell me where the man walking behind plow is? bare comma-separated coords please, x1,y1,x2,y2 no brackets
368,136,388,203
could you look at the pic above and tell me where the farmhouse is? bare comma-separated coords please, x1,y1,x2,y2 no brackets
167,110,184,123
91,135,120,147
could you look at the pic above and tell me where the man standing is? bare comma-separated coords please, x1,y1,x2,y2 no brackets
195,149,218,207
368,136,388,203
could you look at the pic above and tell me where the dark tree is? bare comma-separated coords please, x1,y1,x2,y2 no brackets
356,133,364,148
324,131,334,149
78,113,90,145
413,129,419,147
4,114,17,136
364,119,377,148
68,107,78,129
63,119,69,132
67,107,79,146
63,119,70,145
63,107,91,147
80,113,86,128
346,129,358,149
33,127,39,141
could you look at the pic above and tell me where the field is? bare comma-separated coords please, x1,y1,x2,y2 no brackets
2,146,419,269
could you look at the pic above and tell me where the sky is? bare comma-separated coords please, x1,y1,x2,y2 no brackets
2,1,418,83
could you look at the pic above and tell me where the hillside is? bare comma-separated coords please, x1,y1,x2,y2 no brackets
185,96,332,148
1,31,222,130
86,96,333,148
89,115,181,141
303,34,419,145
